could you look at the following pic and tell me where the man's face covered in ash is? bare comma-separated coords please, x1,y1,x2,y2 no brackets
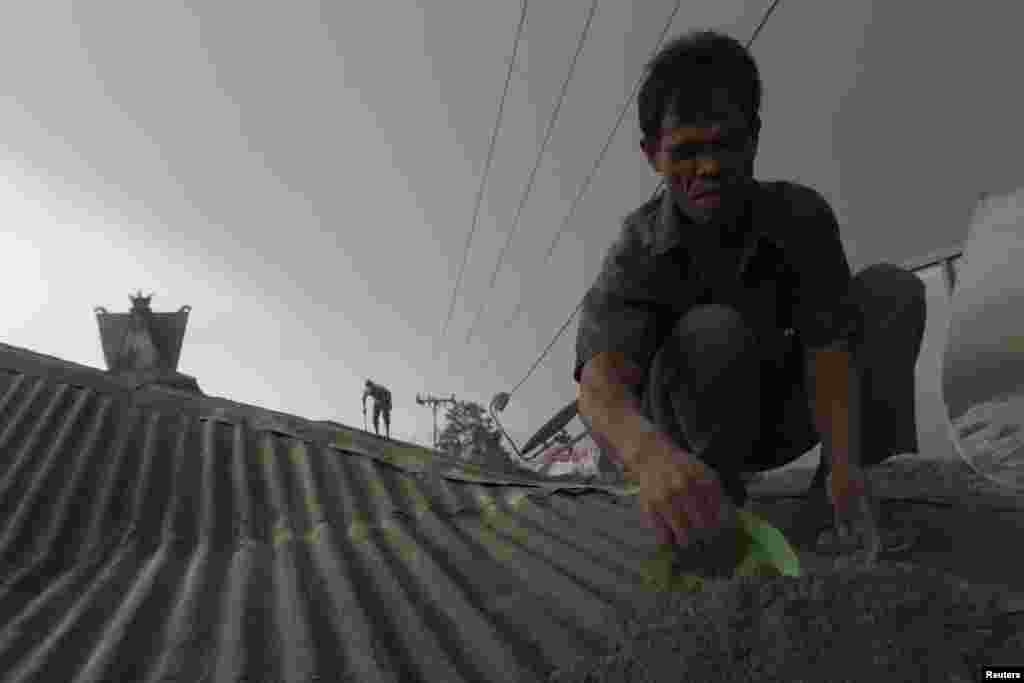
643,86,759,229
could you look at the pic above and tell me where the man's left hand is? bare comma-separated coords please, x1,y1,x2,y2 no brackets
824,461,881,567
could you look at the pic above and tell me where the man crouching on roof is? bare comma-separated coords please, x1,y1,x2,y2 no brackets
574,31,925,563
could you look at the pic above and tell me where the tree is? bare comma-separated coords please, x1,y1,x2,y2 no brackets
436,400,516,471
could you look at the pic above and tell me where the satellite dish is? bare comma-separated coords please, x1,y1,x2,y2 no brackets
520,400,579,455
942,188,1024,491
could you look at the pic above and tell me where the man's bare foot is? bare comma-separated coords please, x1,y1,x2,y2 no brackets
789,456,914,554
792,477,834,549
799,472,917,556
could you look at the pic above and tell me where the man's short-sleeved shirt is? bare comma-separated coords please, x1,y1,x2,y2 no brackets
366,383,392,407
573,180,854,384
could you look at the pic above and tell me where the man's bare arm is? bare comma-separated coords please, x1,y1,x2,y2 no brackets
807,343,881,566
807,345,858,467
580,351,735,547
578,352,681,471
808,344,877,518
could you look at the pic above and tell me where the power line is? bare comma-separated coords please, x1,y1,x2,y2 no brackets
499,0,684,332
464,0,601,346
505,177,662,330
439,0,530,341
541,1,688,266
509,298,585,396
748,0,782,47
506,180,662,396
504,0,783,398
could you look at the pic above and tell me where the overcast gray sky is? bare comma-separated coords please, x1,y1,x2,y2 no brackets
2,1,1022,449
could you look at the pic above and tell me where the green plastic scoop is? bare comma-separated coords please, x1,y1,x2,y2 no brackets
641,509,802,593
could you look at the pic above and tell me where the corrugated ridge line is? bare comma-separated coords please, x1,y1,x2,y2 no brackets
4,531,144,682
0,382,71,521
0,395,111,602
0,389,106,575
448,486,620,652
74,409,172,683
74,394,148,564
142,413,228,683
539,492,654,563
0,395,130,671
292,431,403,682
357,454,626,672
0,390,120,623
3,405,202,683
0,376,52,462
63,416,400,682
205,420,258,683
495,492,650,607
348,441,653,675
345,450,540,682
0,389,145,681
0,373,28,459
76,411,228,683
272,437,398,683
0,373,661,682
253,435,320,682
0,368,20,400
197,419,272,683
329,440,470,682
369,467,591,674
145,414,233,683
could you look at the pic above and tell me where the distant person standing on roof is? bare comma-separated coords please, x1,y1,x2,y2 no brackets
574,30,926,564
363,380,392,439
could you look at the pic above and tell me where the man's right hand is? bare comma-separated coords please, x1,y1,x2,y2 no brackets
628,438,736,548
578,353,736,550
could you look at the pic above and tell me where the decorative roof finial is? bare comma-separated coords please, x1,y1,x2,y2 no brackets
130,290,153,311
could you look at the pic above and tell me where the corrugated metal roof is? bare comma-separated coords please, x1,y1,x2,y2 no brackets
0,342,663,683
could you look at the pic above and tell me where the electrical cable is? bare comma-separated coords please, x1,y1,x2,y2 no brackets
439,0,530,341
463,0,601,345
500,0,685,330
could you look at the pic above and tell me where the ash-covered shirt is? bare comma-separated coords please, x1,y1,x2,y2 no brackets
363,382,392,408
573,180,855,385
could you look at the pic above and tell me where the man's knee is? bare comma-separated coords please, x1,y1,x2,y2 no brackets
656,305,759,388
672,304,756,351
852,263,925,310
847,264,929,362
850,263,926,337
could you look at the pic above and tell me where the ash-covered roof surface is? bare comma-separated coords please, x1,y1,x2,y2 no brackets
0,341,664,682
550,563,1023,683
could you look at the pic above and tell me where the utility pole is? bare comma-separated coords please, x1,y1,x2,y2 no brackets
416,393,456,450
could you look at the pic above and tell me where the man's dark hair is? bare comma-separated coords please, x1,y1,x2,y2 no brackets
638,30,762,143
